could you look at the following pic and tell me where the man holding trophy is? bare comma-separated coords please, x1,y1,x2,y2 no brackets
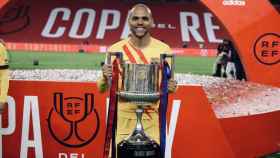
98,4,177,158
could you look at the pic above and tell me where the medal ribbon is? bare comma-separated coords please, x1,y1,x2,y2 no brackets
159,60,171,158
103,58,120,158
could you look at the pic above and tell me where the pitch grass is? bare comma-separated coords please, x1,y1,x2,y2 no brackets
9,51,216,75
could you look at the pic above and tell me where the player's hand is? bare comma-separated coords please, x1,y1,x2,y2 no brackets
168,79,177,92
102,64,112,79
0,102,7,114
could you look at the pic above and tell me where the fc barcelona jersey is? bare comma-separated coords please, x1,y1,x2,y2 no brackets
106,37,172,118
107,37,171,64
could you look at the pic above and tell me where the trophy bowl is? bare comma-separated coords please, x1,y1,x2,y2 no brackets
118,63,160,105
117,63,161,158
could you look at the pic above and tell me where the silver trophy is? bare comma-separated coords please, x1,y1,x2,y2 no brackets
116,54,175,158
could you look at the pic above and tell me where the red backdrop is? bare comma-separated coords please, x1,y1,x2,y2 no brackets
1,80,280,158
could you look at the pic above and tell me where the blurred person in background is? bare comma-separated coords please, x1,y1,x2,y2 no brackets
223,40,237,79
213,39,246,80
0,39,9,114
224,39,246,80
212,41,228,78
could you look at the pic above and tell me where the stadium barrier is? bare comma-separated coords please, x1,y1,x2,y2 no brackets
1,80,280,158
6,42,217,57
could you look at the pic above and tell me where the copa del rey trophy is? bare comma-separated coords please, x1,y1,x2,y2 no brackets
110,53,175,158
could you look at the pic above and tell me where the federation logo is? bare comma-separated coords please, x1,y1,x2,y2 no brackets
47,92,100,147
253,33,280,65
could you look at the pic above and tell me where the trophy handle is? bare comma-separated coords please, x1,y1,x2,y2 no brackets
106,52,123,65
160,54,175,79
100,52,123,67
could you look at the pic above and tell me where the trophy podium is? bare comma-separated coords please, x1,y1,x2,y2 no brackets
115,54,174,158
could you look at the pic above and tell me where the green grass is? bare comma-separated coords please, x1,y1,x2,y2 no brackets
175,56,215,75
9,51,216,75
9,51,105,69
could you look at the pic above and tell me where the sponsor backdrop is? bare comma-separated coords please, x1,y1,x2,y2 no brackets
1,80,280,158
0,0,228,49
0,0,279,86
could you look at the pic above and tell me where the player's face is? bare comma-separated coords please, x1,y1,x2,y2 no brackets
129,7,153,39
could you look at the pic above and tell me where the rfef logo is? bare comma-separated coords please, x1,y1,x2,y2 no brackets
222,0,246,6
254,33,280,65
47,93,100,147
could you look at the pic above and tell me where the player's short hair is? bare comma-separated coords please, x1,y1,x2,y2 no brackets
128,4,153,19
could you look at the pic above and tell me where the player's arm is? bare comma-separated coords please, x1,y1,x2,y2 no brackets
0,43,9,113
97,47,114,92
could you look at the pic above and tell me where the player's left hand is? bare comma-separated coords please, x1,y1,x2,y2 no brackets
168,79,177,92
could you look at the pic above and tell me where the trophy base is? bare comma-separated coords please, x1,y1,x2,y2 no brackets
117,139,160,158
